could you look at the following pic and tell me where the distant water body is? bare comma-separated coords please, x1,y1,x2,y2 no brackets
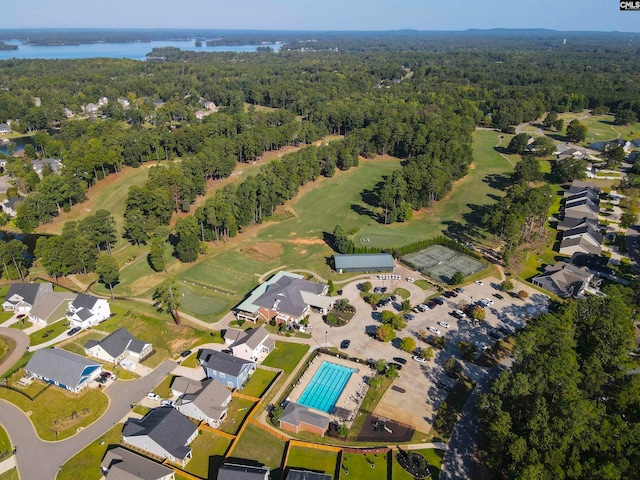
0,40,281,60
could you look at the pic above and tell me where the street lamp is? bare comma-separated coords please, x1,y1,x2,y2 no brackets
325,331,328,348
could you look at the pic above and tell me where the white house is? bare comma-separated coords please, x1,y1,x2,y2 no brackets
174,378,232,427
1,196,24,217
66,294,110,328
0,123,11,134
223,326,275,362
84,328,152,365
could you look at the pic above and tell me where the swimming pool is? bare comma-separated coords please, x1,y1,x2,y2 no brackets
298,361,356,413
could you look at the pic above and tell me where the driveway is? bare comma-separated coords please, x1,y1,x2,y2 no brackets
0,359,176,480
0,327,29,377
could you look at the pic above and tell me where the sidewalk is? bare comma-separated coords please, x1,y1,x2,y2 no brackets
0,456,15,475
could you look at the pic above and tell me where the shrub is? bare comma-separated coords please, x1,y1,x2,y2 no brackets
399,336,416,352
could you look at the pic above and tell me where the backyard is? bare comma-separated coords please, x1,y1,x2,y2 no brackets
262,341,310,374
182,430,231,479
286,445,339,476
243,368,278,398
231,423,287,471
218,397,257,435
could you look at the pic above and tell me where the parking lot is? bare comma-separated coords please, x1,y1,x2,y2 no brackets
308,272,549,432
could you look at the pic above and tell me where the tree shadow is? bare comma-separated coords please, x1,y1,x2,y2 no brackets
493,146,511,155
483,173,511,191
350,203,379,222
361,182,384,208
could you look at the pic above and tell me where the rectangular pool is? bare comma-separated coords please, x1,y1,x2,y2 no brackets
298,361,355,413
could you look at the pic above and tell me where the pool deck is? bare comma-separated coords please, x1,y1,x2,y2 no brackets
289,353,375,425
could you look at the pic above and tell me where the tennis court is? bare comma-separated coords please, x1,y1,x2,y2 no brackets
402,245,485,283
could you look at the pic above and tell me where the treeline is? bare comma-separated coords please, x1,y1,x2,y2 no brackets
478,285,640,479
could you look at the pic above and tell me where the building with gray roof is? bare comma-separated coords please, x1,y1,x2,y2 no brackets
333,253,395,273
1,195,24,217
85,327,152,365
122,408,198,466
199,349,255,390
279,402,330,436
224,326,275,362
25,348,102,393
66,293,110,328
532,262,593,298
101,446,175,480
217,463,270,480
235,271,332,324
2,282,77,325
174,378,232,427
2,283,50,312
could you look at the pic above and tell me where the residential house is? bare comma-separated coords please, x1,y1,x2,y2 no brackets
532,261,593,298
28,288,77,325
31,158,62,176
217,463,270,480
235,271,333,324
33,97,41,107
199,349,255,390
557,147,587,161
63,107,74,118
562,197,599,221
286,470,332,480
85,103,99,114
1,195,24,217
223,325,275,362
24,348,102,393
170,377,206,397
66,294,111,328
0,123,11,134
195,110,207,120
101,446,175,480
174,378,232,427
557,215,599,232
203,101,218,112
98,97,109,107
279,402,330,436
153,99,165,108
84,327,152,365
559,224,603,257
122,408,198,466
2,283,48,313
2,282,77,325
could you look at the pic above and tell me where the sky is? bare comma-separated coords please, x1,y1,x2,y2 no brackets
0,0,638,32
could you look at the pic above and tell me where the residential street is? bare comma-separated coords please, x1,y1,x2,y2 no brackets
0,359,176,480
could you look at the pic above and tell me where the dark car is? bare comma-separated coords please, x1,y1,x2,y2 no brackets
180,350,192,358
67,327,81,336
489,329,502,339
454,287,465,293
433,297,445,305
427,300,437,309
340,339,351,349
100,371,112,379
435,380,452,392
393,357,407,365
388,362,403,371
95,376,107,385
443,291,453,298
403,313,415,321
448,290,458,297
446,370,460,380
493,293,504,300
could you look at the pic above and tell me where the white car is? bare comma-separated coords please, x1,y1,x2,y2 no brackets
453,309,467,319
475,280,484,286
146,392,160,401
427,326,441,335
160,400,174,407
474,341,488,351
438,321,450,328
412,355,426,363
481,298,494,306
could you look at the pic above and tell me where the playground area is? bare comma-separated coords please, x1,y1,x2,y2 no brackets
356,415,414,443
402,245,485,283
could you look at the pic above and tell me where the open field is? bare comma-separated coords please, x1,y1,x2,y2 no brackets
286,446,338,476
0,382,109,441
556,113,640,145
58,424,122,480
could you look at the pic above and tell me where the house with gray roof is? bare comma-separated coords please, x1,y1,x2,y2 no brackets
85,328,152,365
28,290,77,325
279,402,330,436
67,294,110,328
532,262,593,298
235,271,332,324
101,446,175,480
0,123,10,134
2,283,48,313
559,224,603,257
25,348,102,393
1,195,24,217
217,463,270,480
333,253,394,273
122,408,198,467
558,216,599,232
31,158,62,177
3,282,77,325
224,326,275,362
199,349,255,390
286,470,332,480
174,378,231,427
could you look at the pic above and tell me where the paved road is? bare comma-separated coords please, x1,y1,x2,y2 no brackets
0,327,29,377
0,359,176,480
440,366,501,480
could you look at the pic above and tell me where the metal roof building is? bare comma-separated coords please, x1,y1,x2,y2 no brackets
333,254,394,273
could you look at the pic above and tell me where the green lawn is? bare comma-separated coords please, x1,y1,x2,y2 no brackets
286,446,338,476
0,469,18,480
0,311,14,323
58,424,123,480
151,375,175,398
243,369,278,398
183,430,231,479
392,449,444,480
62,332,107,356
0,335,15,366
28,319,70,346
341,452,388,479
218,397,256,435
232,423,286,470
0,384,109,441
0,425,11,458
262,341,310,374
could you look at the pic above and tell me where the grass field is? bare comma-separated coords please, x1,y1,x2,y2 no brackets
183,430,231,479
262,342,310,374
0,384,109,441
58,424,122,480
231,423,286,470
554,113,640,145
218,397,256,435
0,425,11,457
341,452,388,479
0,469,18,480
243,369,278,398
286,446,339,476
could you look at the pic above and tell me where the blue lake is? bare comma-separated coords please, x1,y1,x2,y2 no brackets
0,136,35,156
0,40,281,60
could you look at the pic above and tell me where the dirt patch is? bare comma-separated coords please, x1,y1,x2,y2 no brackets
468,163,476,169
169,337,192,353
288,237,325,245
239,242,284,262
356,414,414,442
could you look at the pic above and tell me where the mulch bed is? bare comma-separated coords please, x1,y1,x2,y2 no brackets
356,414,414,442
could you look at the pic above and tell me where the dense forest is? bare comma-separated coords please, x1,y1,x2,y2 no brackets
478,285,640,479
